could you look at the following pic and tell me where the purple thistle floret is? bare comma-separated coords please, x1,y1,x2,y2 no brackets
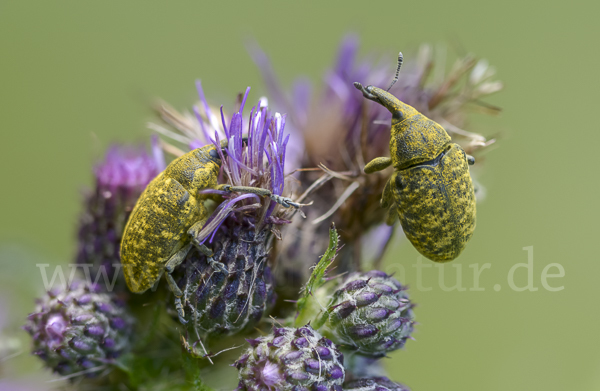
187,84,294,245
76,139,164,291
94,137,165,189
253,35,499,161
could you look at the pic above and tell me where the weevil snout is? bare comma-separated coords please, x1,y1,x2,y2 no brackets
354,82,381,102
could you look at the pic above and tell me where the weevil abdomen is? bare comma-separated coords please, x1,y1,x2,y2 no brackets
120,145,220,293
393,144,476,262
121,173,208,292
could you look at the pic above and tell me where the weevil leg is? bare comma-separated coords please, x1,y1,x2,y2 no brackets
467,155,475,165
165,243,193,297
382,173,399,226
380,174,397,210
385,205,398,226
188,220,228,274
173,296,186,324
219,184,304,209
164,243,193,324
364,157,393,174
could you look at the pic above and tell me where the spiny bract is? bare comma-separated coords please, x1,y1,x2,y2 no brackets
234,325,345,391
178,222,276,337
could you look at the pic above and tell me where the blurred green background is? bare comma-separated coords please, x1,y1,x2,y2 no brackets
1,1,598,390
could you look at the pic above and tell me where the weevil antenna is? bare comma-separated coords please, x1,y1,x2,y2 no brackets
386,52,404,92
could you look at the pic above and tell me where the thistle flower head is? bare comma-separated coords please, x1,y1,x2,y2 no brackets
234,325,345,391
154,84,297,337
317,270,415,358
94,138,165,190
76,140,164,289
344,376,410,391
23,279,134,377
154,83,296,239
195,85,295,242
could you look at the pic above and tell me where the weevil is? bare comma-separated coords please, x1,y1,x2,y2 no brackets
120,141,300,322
354,52,476,262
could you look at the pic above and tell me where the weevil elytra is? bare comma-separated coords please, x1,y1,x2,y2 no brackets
120,141,300,323
354,53,476,262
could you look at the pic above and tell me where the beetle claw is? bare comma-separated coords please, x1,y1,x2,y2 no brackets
208,257,228,274
174,296,188,324
270,194,300,209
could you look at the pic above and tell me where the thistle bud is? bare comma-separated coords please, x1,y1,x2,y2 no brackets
179,224,276,338
24,280,134,376
318,270,415,357
344,376,410,391
234,325,345,391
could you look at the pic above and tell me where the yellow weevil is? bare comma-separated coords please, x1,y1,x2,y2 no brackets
354,53,476,262
120,141,300,323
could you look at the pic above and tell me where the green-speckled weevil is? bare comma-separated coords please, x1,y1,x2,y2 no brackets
354,53,476,262
120,140,300,323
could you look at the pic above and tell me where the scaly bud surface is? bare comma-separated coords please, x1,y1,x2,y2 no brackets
318,270,415,357
24,280,134,376
234,325,345,391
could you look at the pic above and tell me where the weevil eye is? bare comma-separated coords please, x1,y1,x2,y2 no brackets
209,148,221,161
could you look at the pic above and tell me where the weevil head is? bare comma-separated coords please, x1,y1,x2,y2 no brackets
354,82,419,124
208,147,222,162
205,137,250,164
216,136,249,159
